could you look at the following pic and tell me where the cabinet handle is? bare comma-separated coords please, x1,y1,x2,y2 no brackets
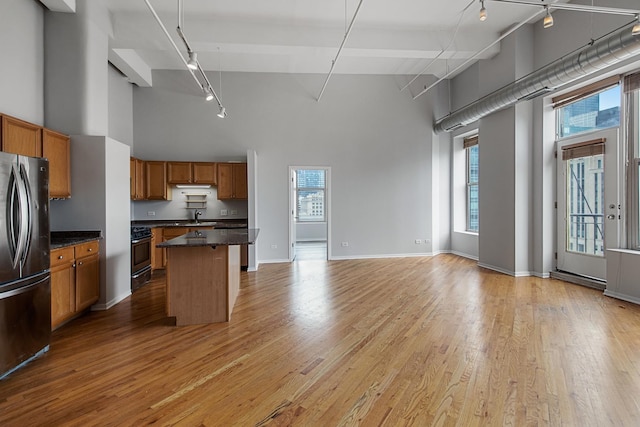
78,261,83,266
58,255,63,259
72,263,76,268
88,248,92,252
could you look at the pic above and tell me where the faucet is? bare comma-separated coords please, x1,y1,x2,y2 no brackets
194,210,203,224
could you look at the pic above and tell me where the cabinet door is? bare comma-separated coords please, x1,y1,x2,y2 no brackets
145,161,170,200
167,162,193,184
151,228,165,270
75,253,100,312
217,163,234,200
42,128,71,198
233,163,248,199
134,158,145,199
193,162,217,185
50,249,76,330
1,115,42,157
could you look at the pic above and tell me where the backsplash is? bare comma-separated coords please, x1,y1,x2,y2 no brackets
131,186,248,220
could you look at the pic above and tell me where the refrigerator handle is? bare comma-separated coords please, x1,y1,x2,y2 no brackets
7,163,22,269
18,162,33,266
11,163,30,272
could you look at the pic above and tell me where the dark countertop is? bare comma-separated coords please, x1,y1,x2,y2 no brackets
131,219,248,229
157,228,259,248
51,231,102,249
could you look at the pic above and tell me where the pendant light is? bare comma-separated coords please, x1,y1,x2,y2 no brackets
543,6,554,29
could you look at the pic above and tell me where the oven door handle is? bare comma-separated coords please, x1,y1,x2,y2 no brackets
131,237,151,244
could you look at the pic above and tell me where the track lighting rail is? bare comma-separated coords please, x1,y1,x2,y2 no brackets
317,0,365,102
143,0,226,117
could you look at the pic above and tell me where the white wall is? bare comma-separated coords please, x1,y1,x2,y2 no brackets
133,71,440,263
108,64,134,147
50,136,131,309
44,0,111,135
0,0,44,123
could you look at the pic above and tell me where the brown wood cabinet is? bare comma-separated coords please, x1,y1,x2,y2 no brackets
75,241,100,312
192,162,217,185
42,128,71,198
1,114,42,157
1,114,72,199
130,157,145,200
217,163,247,200
50,240,100,330
151,227,164,270
167,162,192,184
145,161,171,200
50,246,76,329
167,161,217,185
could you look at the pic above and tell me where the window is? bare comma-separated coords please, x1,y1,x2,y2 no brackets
296,169,325,222
625,72,640,248
554,79,621,139
465,136,479,232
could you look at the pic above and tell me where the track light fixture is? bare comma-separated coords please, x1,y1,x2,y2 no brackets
203,87,214,101
479,0,487,21
543,6,554,29
144,0,229,117
187,51,198,70
633,15,640,36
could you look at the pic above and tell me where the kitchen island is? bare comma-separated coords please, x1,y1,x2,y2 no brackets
157,228,259,326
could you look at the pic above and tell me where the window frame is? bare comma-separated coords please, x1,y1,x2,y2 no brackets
626,86,640,249
295,169,326,223
465,139,479,233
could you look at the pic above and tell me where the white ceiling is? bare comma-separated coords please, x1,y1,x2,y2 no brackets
99,1,557,84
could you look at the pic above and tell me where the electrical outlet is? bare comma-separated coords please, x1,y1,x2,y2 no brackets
341,242,349,247
220,209,228,216
271,244,277,249
230,209,237,215
415,239,422,244
147,211,156,216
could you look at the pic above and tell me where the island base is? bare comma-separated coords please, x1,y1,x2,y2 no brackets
165,245,240,326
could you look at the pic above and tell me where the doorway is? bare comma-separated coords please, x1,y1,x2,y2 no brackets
289,167,330,261
556,128,620,281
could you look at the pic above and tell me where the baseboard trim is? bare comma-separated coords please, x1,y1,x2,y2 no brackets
603,290,640,305
329,253,433,261
451,251,478,261
92,291,131,311
477,263,532,277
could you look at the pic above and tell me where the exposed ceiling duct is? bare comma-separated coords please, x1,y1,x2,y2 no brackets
434,21,640,133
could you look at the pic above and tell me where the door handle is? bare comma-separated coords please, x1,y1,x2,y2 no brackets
607,214,617,220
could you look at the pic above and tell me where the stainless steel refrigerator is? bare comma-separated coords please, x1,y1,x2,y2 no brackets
0,152,50,379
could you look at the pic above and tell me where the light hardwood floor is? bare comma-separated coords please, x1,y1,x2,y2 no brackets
1,254,640,426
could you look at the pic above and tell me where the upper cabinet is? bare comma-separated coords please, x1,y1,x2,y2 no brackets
1,115,42,157
42,129,71,199
167,162,192,184
130,157,145,200
168,161,217,185
1,114,72,199
192,162,217,185
217,163,247,200
145,161,171,200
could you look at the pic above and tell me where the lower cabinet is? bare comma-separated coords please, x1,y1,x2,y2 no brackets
151,227,164,270
50,240,100,330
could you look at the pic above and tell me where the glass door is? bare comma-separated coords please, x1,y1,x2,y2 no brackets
556,128,619,280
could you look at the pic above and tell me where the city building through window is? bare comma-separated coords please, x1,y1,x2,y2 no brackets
296,169,325,222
